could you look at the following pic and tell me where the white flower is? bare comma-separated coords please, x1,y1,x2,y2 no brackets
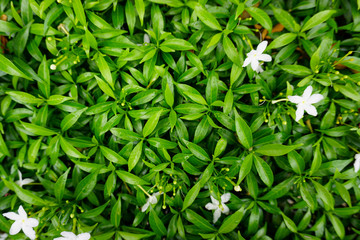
141,192,161,212
354,154,360,173
2,205,39,240
143,34,150,45
54,231,91,240
50,64,57,70
242,41,272,72
15,170,34,188
205,193,231,223
0,233,8,240
288,85,324,122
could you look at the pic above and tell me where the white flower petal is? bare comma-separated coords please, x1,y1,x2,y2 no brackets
149,195,158,204
250,59,259,71
302,86,313,100
77,233,91,240
61,231,76,238
221,204,230,214
256,65,264,73
0,233,8,240
25,218,39,228
18,206,27,218
246,50,256,57
143,34,150,44
9,221,22,235
22,225,36,240
304,104,317,116
307,94,323,104
3,212,20,221
354,156,360,173
53,238,66,240
141,202,150,212
18,170,23,181
22,178,34,185
288,96,303,104
213,209,222,223
355,154,360,162
256,41,268,54
242,57,251,67
15,180,23,187
258,54,272,62
205,203,218,210
221,193,231,203
295,105,305,122
210,195,219,205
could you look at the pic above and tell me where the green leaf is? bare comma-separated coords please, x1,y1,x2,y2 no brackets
309,144,322,176
21,121,57,136
116,170,149,185
96,53,114,89
54,167,71,202
279,65,312,76
118,231,155,240
0,134,10,156
125,0,136,35
74,168,100,201
6,91,43,105
223,36,241,66
3,179,52,206
267,33,297,50
300,183,316,211
238,153,253,185
234,109,253,149
218,207,245,233
28,137,42,163
61,107,88,132
149,209,167,236
288,151,305,175
194,3,222,31
95,75,116,99
270,5,300,32
147,138,177,149
177,83,207,105
260,177,295,200
111,128,142,142
111,197,122,228
335,83,360,102
72,0,87,26
311,180,334,211
81,201,110,219
161,39,195,51
255,144,303,156
128,140,143,172
13,21,32,57
100,146,127,165
334,181,352,207
320,102,336,130
104,171,116,197
183,140,210,161
143,110,162,137
254,154,274,187
182,181,201,211
281,213,297,233
301,10,336,32
246,7,272,31
185,209,217,232
0,19,21,33
59,136,87,158
328,213,345,239
47,95,73,105
135,0,145,25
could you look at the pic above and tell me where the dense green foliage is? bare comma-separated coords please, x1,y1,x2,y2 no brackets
1,0,360,239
